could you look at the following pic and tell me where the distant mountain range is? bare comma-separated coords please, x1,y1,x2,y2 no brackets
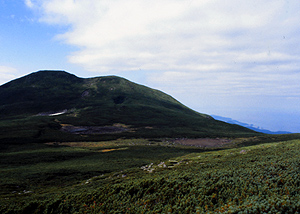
0,70,259,142
211,115,291,134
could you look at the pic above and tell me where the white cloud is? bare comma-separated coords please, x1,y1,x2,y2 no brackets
25,0,34,8
0,66,19,86
26,0,300,98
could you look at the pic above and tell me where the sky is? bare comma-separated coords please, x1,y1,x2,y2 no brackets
0,0,300,133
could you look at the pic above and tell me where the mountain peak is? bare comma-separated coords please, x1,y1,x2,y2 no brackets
23,70,80,82
2,70,80,88
0,70,258,141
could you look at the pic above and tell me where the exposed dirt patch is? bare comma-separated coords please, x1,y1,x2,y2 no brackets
45,142,113,148
60,124,129,135
174,138,232,148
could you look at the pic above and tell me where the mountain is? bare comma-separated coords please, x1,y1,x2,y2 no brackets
0,70,258,142
211,115,291,134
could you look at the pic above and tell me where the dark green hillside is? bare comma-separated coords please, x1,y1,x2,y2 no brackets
0,70,84,116
0,70,258,142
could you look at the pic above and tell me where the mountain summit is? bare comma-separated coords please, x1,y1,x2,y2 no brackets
0,70,257,142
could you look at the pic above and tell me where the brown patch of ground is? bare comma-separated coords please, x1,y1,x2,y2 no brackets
60,124,129,135
174,138,232,148
45,142,112,148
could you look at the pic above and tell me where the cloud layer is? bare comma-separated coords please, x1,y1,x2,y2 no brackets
26,0,300,92
25,0,300,131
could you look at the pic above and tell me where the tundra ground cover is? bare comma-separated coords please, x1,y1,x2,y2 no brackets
1,137,300,213
0,139,203,198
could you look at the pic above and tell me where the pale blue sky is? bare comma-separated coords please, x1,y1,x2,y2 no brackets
1,0,300,132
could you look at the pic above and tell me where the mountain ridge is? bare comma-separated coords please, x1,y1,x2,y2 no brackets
0,70,259,142
211,115,291,134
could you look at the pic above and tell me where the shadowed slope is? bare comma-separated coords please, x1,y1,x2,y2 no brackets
0,70,258,142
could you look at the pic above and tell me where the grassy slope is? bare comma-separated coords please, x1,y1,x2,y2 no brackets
1,136,300,213
0,70,258,142
0,70,204,118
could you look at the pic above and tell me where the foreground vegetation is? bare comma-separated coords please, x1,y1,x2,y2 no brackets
1,135,300,213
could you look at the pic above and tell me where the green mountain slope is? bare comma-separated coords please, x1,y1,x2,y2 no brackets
0,70,258,142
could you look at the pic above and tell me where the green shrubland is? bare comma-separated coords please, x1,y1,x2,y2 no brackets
1,138,300,213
